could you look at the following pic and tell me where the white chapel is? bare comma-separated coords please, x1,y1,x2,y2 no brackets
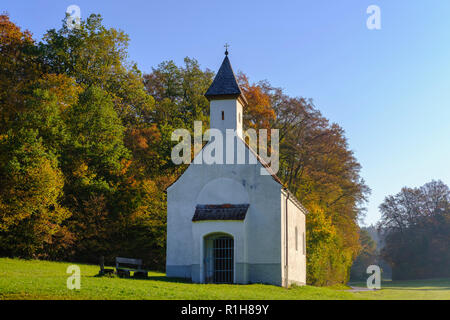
166,51,307,286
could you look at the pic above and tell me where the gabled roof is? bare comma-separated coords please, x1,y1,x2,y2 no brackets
241,138,283,185
241,139,308,214
165,138,308,214
192,204,249,221
205,55,248,106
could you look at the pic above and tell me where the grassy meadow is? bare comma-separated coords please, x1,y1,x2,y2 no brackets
0,258,448,300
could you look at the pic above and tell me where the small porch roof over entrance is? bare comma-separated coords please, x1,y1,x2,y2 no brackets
192,204,249,222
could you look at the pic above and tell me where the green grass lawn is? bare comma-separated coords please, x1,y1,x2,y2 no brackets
349,278,450,300
0,258,448,300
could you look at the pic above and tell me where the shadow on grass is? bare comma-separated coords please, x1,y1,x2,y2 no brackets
145,276,192,283
93,272,192,284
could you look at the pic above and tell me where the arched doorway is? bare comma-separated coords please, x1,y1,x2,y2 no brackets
204,234,234,284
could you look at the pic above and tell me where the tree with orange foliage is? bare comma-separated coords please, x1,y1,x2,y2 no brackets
235,75,370,285
272,92,370,285
236,73,276,130
0,14,41,132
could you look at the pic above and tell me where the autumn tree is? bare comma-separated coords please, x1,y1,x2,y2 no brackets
0,14,41,132
40,14,154,127
349,228,378,281
236,73,275,131
0,129,69,257
235,78,370,285
143,57,214,177
378,180,450,279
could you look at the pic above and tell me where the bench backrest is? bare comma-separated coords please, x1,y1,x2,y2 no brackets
116,257,142,267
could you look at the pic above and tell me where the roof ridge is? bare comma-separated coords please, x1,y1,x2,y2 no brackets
239,137,309,214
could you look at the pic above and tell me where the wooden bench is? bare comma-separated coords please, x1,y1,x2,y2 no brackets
115,257,148,278
99,256,114,276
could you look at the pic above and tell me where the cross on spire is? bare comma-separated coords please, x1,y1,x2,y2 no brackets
224,43,230,56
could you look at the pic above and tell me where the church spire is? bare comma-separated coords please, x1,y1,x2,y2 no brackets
205,51,247,138
204,51,247,106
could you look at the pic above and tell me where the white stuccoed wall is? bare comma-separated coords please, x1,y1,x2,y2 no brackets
281,190,307,286
167,90,307,285
166,138,285,284
210,99,243,138
192,220,247,283
281,191,306,285
196,177,249,204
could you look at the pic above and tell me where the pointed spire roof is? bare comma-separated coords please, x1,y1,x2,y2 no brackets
205,55,247,106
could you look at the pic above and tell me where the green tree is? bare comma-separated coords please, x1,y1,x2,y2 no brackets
0,129,69,257
141,57,214,177
61,86,130,262
40,14,154,126
64,86,129,185
144,58,213,128
16,85,69,156
349,229,377,281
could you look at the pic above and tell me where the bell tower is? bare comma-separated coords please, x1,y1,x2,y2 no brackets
204,48,247,139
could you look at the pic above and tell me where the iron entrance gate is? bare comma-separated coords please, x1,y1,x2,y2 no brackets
204,235,234,283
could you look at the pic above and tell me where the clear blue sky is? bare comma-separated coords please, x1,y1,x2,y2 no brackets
3,0,450,225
